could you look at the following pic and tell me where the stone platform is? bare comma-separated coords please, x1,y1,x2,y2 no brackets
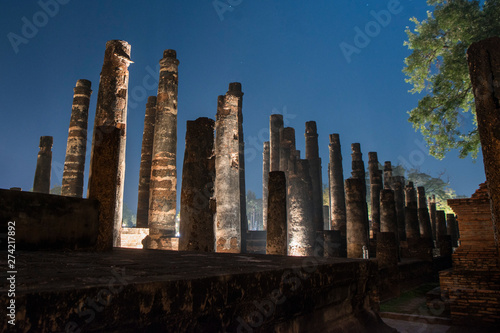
0,248,396,332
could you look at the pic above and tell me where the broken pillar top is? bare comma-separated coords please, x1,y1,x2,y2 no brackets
384,161,392,171
264,141,270,149
368,152,378,163
305,121,317,135
39,136,53,149
75,79,91,89
105,39,132,64
227,82,243,97
351,143,361,154
146,96,157,107
159,48,179,67
281,127,296,147
270,114,284,127
329,133,340,145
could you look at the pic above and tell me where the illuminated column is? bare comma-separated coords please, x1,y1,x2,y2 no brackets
262,141,270,230
61,79,92,197
266,171,287,255
305,121,323,232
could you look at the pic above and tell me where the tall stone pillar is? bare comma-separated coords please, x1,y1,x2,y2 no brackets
447,214,459,248
239,96,248,253
323,205,330,230
149,49,179,235
405,182,420,240
288,159,315,256
270,114,283,172
368,152,383,236
380,189,398,235
88,126,121,251
262,141,270,230
279,127,295,175
384,161,393,189
345,178,369,258
328,134,346,240
88,40,132,247
136,96,157,228
266,171,287,255
350,143,369,240
215,83,244,253
393,176,406,242
179,117,215,252
417,187,433,239
436,210,452,257
33,136,53,194
305,121,323,232
61,79,92,198
429,195,437,241
467,37,500,260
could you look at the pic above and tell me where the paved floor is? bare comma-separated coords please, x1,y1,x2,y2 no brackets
383,317,499,333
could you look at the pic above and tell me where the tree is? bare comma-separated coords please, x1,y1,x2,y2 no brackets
403,0,500,159
246,190,263,230
122,203,136,228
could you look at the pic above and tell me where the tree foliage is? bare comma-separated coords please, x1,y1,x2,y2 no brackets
403,0,500,159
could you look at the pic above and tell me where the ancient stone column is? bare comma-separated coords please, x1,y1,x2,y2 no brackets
467,37,500,260
447,214,459,248
345,178,369,259
279,127,295,175
392,176,406,242
149,49,179,235
350,143,369,241
88,126,121,251
328,134,347,238
239,101,248,253
376,231,400,299
179,117,215,252
88,40,132,247
61,79,92,198
266,171,287,255
368,152,383,235
136,96,157,228
429,195,437,241
384,161,393,189
270,114,284,172
305,121,323,232
215,83,244,253
417,187,433,239
33,136,53,194
380,189,398,235
405,182,420,239
323,205,330,230
262,141,270,230
288,159,315,256
436,210,452,256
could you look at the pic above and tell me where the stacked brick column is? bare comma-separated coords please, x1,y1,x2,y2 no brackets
33,136,53,194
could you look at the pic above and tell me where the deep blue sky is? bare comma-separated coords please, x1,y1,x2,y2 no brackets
0,0,485,213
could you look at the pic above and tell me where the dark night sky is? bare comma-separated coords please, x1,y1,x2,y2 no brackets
0,0,485,213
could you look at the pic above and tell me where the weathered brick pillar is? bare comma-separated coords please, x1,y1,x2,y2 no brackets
384,161,393,189
237,86,248,253
61,79,92,197
305,121,323,232
467,37,500,261
376,231,400,299
380,189,398,235
266,171,287,255
328,134,347,254
136,96,157,228
33,136,53,194
436,210,452,257
405,182,420,240
368,152,383,236
270,114,283,172
179,117,215,252
215,83,244,253
323,205,330,230
350,143,369,241
88,126,121,251
417,187,433,239
88,40,132,247
288,159,315,256
429,195,437,241
262,141,270,230
393,176,406,242
149,49,179,235
447,214,459,248
346,178,369,258
279,127,295,175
